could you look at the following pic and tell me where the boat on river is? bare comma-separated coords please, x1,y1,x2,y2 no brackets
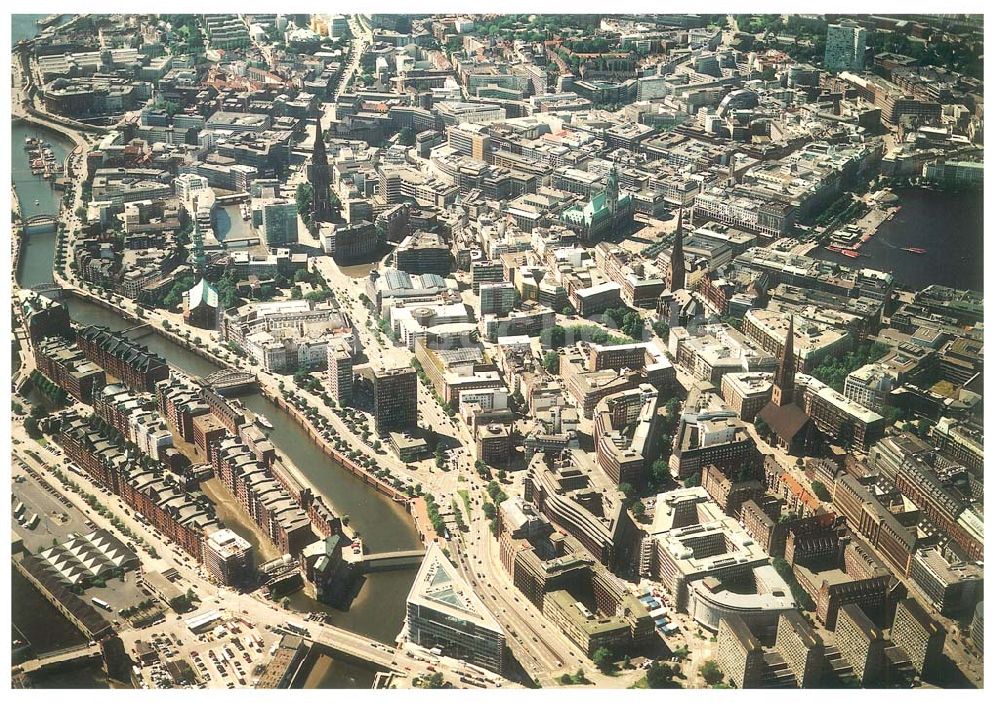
255,413,274,430
902,247,927,254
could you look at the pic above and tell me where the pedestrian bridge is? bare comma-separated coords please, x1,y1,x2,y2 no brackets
348,549,426,573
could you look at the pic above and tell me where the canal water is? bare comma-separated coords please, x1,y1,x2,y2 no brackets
11,120,72,222
810,186,984,292
14,200,418,687
12,11,411,689
12,15,48,45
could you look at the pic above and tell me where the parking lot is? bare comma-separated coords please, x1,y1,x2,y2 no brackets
12,459,154,623
126,611,280,689
12,459,92,552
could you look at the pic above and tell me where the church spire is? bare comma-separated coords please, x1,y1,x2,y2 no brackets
308,116,334,224
771,313,797,407
312,116,328,165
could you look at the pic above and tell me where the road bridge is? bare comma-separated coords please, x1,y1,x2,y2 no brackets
23,215,58,234
17,642,102,674
30,283,64,297
202,369,259,396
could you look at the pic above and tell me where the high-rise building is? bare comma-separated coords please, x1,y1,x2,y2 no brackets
907,547,983,616
261,200,299,246
775,610,825,688
308,118,335,224
394,231,451,276
890,598,945,680
478,282,518,317
717,616,765,688
204,528,254,587
405,543,506,673
447,123,491,162
772,313,796,408
824,22,867,73
835,603,885,686
843,363,894,413
668,208,686,292
372,366,418,434
326,339,354,407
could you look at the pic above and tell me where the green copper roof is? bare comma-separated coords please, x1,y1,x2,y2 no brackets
188,278,219,309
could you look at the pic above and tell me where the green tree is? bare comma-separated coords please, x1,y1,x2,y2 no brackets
398,127,416,146
592,646,615,673
295,182,314,225
422,672,448,688
700,660,724,685
622,311,644,340
883,405,904,425
619,482,635,499
645,661,678,688
543,350,560,374
630,500,647,521
24,416,42,438
541,324,566,349
811,480,832,502
650,459,670,485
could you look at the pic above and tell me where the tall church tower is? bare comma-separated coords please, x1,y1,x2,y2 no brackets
308,117,335,224
771,313,798,407
669,207,686,292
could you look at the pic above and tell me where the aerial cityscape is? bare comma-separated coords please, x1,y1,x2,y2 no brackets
9,10,985,691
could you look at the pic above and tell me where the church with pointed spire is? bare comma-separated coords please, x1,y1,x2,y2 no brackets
755,313,816,454
308,117,336,225
183,216,220,329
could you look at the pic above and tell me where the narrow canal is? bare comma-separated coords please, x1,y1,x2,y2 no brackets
14,174,419,686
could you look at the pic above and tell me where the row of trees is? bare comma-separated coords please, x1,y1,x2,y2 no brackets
28,370,68,407
600,307,645,340
540,323,634,350
424,494,446,536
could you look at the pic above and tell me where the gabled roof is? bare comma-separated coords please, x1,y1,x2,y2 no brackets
758,400,812,443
